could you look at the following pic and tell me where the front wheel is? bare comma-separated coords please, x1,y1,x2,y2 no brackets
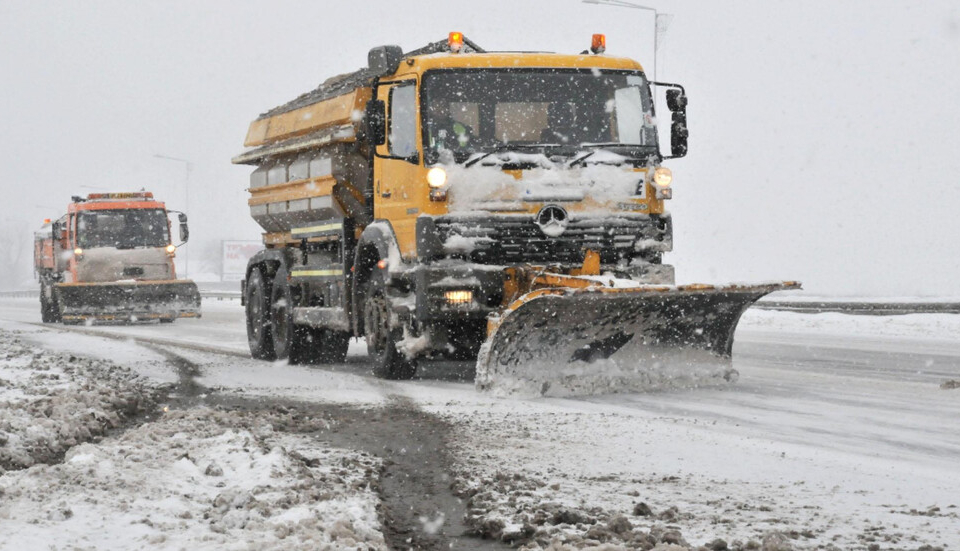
362,270,416,380
245,267,276,360
39,282,60,323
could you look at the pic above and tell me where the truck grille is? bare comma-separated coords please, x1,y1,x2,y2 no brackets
434,214,671,265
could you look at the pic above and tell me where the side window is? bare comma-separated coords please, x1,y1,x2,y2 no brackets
389,83,417,159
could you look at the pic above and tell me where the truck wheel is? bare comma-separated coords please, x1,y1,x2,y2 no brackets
270,265,311,364
40,283,61,323
362,269,416,380
245,267,276,360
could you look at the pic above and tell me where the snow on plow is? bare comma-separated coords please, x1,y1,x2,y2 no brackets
476,282,800,397
54,280,202,322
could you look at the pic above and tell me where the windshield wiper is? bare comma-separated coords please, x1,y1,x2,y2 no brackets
463,143,561,168
566,150,597,168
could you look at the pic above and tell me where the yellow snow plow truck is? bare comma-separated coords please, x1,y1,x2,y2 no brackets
234,33,798,396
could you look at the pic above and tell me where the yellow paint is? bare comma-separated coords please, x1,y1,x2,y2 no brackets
291,222,342,235
244,88,372,147
242,49,666,257
248,177,335,207
291,269,344,277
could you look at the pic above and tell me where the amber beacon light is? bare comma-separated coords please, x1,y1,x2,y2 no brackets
448,32,464,52
591,33,606,54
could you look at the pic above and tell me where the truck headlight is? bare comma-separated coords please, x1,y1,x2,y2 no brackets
427,167,447,188
73,247,83,259
444,289,473,305
653,167,673,188
165,244,176,255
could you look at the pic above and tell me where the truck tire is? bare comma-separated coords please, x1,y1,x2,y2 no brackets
361,269,416,380
270,265,313,364
40,283,55,323
40,282,61,323
245,267,276,360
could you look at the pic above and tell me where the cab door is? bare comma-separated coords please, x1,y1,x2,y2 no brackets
373,80,423,258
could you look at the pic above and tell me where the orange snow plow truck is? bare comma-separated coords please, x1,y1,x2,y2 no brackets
33,192,201,323
234,34,798,396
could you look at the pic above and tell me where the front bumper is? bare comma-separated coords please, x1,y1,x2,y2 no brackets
402,264,505,323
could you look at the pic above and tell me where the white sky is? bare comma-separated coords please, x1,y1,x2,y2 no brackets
1,0,958,296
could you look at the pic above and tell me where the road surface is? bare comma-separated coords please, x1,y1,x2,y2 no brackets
1,295,958,549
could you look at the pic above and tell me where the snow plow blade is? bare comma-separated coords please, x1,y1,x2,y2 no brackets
54,280,202,322
476,282,799,397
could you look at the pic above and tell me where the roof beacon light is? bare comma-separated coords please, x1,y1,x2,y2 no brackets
87,192,154,201
448,32,464,53
591,34,606,54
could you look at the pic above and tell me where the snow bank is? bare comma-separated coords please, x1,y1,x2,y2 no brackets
0,408,386,550
0,329,162,472
739,309,960,344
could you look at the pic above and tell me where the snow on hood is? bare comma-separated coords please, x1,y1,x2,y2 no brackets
443,162,646,214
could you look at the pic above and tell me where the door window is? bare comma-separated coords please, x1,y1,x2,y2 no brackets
389,83,417,159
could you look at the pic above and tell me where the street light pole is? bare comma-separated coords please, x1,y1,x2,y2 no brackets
582,0,669,82
153,154,192,278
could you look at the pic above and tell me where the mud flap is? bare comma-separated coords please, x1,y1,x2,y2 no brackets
476,283,798,397
54,280,202,321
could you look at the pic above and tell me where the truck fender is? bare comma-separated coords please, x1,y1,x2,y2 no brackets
355,221,402,274
352,220,403,333
245,248,290,287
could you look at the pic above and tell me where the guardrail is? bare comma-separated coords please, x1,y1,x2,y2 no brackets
2,290,959,314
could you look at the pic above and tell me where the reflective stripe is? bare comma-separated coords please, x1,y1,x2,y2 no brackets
291,269,343,278
291,222,342,235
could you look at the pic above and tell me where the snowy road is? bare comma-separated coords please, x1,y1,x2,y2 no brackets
1,295,958,549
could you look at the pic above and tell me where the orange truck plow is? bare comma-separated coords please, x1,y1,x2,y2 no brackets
34,192,200,323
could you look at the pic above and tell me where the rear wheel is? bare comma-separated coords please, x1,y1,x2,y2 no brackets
245,267,276,360
362,269,416,379
159,318,175,324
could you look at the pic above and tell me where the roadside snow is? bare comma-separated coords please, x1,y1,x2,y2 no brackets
0,407,385,550
740,309,960,345
0,328,162,471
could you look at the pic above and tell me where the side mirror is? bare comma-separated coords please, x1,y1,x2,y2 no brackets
365,99,387,146
656,85,688,159
368,45,403,77
178,213,189,243
666,89,688,111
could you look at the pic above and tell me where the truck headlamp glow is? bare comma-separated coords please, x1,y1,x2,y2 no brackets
653,167,673,188
165,244,177,255
444,289,473,305
73,247,83,257
427,167,447,188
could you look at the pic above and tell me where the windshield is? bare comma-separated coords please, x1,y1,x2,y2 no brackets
421,68,657,164
76,208,170,249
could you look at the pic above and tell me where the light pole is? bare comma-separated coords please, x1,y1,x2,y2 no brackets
153,154,192,278
582,0,671,82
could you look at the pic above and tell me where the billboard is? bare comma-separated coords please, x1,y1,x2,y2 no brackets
221,240,261,281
